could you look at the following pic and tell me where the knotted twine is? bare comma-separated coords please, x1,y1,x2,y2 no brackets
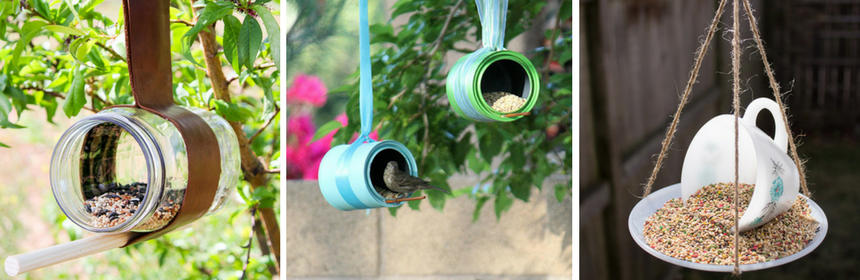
638,0,811,275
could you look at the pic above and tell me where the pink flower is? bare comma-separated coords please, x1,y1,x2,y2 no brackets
287,114,315,146
287,74,327,107
285,146,307,179
303,158,322,180
286,112,382,179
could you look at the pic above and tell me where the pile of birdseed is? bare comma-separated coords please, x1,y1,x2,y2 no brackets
84,182,182,230
482,91,526,113
643,182,819,265
374,185,404,200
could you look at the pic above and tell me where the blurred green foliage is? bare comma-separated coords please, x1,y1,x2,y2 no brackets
324,0,573,220
0,0,280,278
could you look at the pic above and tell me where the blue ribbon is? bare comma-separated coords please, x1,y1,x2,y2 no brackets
359,0,373,138
477,0,508,50
332,0,376,209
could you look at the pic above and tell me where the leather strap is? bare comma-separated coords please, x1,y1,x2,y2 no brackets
113,0,222,246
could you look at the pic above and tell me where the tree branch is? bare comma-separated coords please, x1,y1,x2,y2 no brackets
239,207,257,280
95,42,127,62
195,10,280,274
248,105,280,144
389,0,463,111
255,62,276,70
21,86,98,113
541,6,563,84
170,19,195,27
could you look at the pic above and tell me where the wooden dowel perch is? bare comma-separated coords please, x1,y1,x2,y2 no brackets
5,232,134,276
386,195,427,204
501,112,531,118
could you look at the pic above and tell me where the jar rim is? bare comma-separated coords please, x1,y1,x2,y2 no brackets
50,110,166,233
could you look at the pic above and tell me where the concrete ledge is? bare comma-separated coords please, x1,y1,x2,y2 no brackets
286,178,572,278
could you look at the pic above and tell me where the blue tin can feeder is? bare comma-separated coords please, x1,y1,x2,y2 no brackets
317,0,425,211
318,140,417,211
446,0,540,122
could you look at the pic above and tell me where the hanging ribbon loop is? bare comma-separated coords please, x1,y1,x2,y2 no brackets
358,0,374,140
477,0,508,50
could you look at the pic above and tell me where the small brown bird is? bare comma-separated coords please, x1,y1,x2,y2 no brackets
383,161,450,194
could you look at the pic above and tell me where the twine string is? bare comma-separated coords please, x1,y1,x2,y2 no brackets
642,0,728,197
731,0,741,275
741,0,809,197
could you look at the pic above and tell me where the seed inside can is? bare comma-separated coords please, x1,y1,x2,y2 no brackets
643,182,819,265
482,91,526,113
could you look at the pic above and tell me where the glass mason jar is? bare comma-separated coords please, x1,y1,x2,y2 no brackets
50,107,241,233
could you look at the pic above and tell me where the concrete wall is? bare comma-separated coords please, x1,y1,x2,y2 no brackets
286,176,572,280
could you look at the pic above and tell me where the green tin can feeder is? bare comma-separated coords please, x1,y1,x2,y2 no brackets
447,0,540,122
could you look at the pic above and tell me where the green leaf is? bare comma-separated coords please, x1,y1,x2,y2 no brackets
407,194,422,210
12,21,48,71
6,87,26,117
180,1,235,66
29,0,51,21
509,175,531,202
0,74,6,93
473,196,489,222
212,100,252,122
62,64,87,118
478,128,501,163
251,5,280,71
369,23,393,36
493,193,514,221
238,16,263,70
251,73,277,121
312,120,343,142
182,1,235,48
0,90,11,117
41,95,58,124
222,15,242,73
75,39,97,63
559,0,572,21
0,142,9,148
44,24,85,36
554,183,568,202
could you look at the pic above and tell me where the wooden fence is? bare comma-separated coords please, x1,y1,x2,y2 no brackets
578,0,766,279
764,0,860,133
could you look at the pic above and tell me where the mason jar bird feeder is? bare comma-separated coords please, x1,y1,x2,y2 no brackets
5,0,240,275
50,106,240,233
446,0,540,122
318,0,424,211
627,0,827,274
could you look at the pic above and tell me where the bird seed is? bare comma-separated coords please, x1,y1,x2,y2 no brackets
643,182,819,265
84,182,182,230
482,91,526,113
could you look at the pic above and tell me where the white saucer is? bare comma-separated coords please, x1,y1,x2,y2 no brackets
628,183,828,272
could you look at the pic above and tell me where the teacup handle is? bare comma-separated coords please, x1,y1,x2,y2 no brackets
742,98,788,152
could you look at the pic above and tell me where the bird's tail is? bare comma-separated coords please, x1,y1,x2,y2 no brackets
420,184,451,194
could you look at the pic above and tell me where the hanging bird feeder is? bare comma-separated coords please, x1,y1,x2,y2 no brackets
318,0,425,211
446,0,540,122
5,0,240,275
627,0,827,274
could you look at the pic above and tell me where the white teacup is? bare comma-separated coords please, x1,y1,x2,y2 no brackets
681,98,799,232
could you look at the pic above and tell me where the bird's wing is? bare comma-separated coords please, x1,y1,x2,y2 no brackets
395,175,431,187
